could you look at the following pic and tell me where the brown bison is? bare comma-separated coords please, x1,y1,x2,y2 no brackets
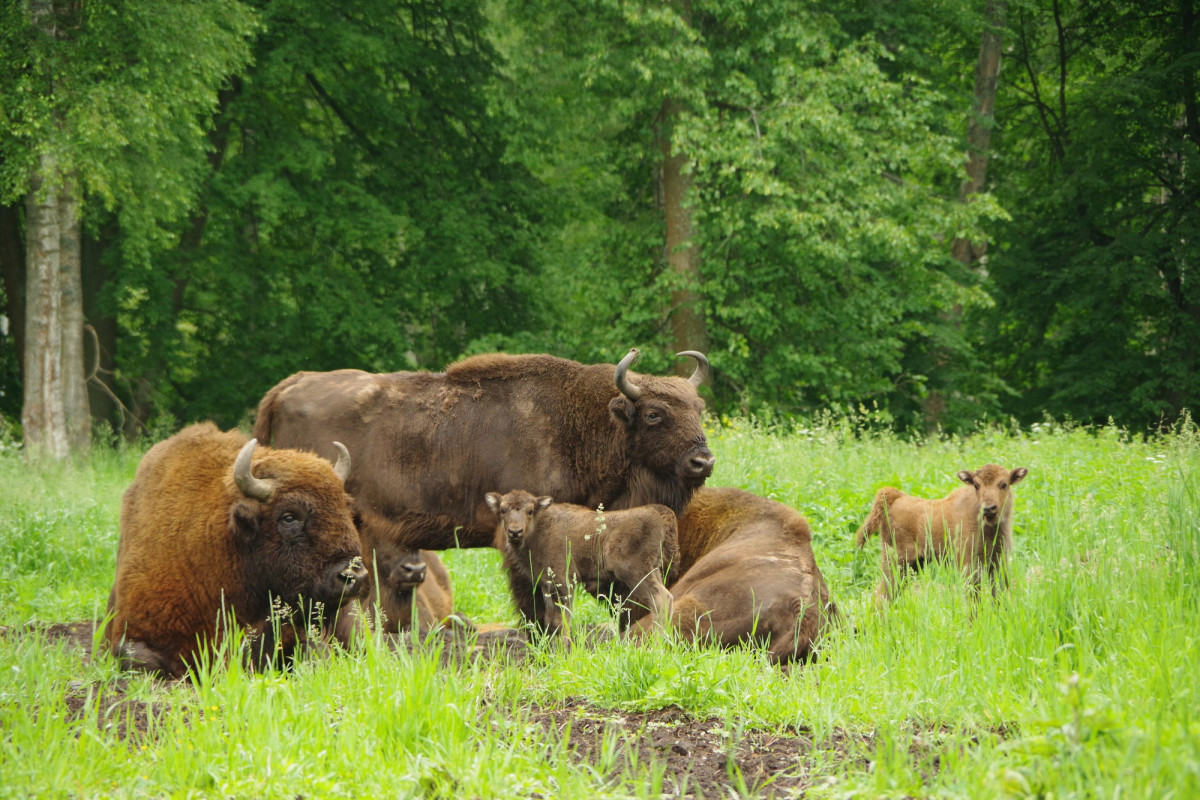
854,463,1029,602
355,508,455,634
251,349,715,555
634,487,842,664
105,423,368,679
484,490,677,635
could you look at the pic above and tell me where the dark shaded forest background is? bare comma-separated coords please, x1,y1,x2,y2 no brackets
2,0,1197,447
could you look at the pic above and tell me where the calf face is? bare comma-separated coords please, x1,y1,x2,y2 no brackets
485,490,552,547
387,549,427,592
956,464,1028,522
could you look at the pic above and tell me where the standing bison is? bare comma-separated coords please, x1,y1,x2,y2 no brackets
854,463,1029,602
252,349,715,555
105,423,368,679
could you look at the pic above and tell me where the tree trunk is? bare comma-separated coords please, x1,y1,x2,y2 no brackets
22,153,89,459
951,0,1007,266
658,97,709,377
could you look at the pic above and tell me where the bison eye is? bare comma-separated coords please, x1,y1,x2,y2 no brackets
277,511,304,533
644,410,662,425
1000,482,1008,489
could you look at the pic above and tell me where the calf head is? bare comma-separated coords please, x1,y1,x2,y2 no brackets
229,438,368,612
608,349,716,511
957,464,1029,523
485,490,552,548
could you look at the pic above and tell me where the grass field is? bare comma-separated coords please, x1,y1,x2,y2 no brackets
1,415,1198,798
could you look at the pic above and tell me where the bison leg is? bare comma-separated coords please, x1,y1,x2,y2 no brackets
502,551,549,634
615,572,673,634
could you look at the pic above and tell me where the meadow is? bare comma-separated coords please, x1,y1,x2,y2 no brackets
1,414,1198,798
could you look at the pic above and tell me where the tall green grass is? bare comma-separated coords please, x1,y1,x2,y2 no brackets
1,416,1197,797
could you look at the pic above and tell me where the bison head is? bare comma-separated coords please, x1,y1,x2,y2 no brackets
608,349,716,512
229,439,368,615
485,490,552,548
957,464,1028,523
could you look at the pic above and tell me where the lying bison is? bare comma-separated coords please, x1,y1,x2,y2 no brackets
105,423,367,678
854,463,1029,602
485,490,677,635
635,488,842,664
356,509,455,634
252,349,715,555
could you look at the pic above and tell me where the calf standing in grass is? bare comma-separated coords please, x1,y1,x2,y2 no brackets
485,490,677,636
633,487,842,664
854,463,1029,603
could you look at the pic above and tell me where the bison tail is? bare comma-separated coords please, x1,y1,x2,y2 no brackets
854,488,901,548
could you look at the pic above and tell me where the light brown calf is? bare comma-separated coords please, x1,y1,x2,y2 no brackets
854,463,1029,602
485,490,676,635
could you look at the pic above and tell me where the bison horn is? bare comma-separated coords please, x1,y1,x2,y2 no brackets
233,438,276,502
331,441,351,484
614,348,643,400
676,350,709,387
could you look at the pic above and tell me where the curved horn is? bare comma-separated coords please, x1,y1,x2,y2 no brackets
676,350,709,387
331,441,351,484
233,438,275,502
614,348,643,400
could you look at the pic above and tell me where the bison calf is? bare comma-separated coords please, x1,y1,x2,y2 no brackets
105,423,368,679
634,487,842,664
854,463,1029,603
484,490,677,636
356,509,456,634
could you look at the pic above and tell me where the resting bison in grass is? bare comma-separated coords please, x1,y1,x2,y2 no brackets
854,463,1029,603
104,423,367,679
634,488,842,664
485,490,677,635
356,509,455,634
252,348,715,556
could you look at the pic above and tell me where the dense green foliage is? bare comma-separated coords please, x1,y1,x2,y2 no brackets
2,419,1198,796
1,0,1198,435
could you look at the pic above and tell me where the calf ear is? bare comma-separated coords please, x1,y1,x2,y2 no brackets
1009,467,1029,485
485,493,501,513
536,496,553,511
957,470,976,485
228,502,261,548
609,395,636,427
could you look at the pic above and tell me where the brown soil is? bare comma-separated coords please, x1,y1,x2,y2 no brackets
21,621,986,798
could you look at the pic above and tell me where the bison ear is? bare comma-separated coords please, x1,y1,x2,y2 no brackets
609,395,636,427
229,502,261,548
485,492,501,513
1009,467,1029,485
957,470,975,485
536,496,553,510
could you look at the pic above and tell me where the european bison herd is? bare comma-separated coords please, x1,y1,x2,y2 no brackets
104,349,1029,678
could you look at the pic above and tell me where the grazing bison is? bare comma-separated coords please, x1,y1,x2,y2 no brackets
251,349,715,556
854,463,1029,603
634,488,842,664
356,508,455,634
105,423,368,679
485,490,677,635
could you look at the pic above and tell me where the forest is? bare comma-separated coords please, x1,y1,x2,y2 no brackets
2,0,1199,455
